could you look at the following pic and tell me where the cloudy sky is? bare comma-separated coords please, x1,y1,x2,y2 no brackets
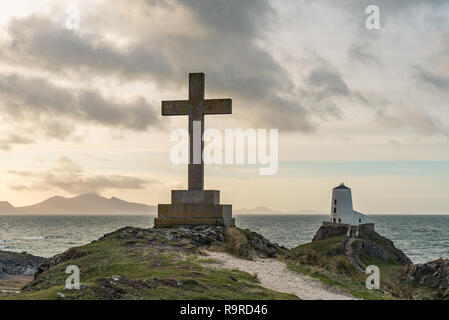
0,0,448,214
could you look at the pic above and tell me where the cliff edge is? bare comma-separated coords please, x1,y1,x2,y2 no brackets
6,226,293,300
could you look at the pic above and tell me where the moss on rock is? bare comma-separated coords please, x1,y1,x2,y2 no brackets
5,226,297,300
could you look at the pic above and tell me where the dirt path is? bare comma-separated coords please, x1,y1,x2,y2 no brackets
0,275,32,296
345,238,365,272
204,251,356,300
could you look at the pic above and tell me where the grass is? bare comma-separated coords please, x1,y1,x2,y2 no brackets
285,235,410,300
3,225,444,300
2,228,298,300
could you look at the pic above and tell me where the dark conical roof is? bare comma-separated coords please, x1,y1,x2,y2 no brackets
334,183,350,190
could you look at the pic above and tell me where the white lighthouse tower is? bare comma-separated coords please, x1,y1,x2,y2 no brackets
330,183,366,226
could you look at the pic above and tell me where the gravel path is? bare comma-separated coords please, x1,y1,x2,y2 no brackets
204,251,356,300
345,238,365,272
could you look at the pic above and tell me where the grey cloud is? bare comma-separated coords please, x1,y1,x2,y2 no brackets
41,120,76,140
7,170,34,176
0,134,34,151
78,92,157,131
375,107,441,136
303,0,449,39
0,73,160,137
414,66,449,92
53,156,83,173
5,16,173,81
43,173,151,195
316,0,449,12
296,57,357,121
180,0,272,38
2,1,313,133
162,0,311,131
348,42,382,67
7,156,157,194
310,103,343,121
306,66,349,98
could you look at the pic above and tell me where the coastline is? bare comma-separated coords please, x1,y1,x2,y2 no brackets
0,223,448,300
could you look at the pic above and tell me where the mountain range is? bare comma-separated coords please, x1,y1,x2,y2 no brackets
0,194,323,215
0,194,156,215
234,206,325,215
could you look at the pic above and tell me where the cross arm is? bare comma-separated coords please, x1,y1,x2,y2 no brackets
161,100,191,116
203,99,232,114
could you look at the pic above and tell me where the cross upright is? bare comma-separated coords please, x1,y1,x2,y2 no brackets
162,73,232,190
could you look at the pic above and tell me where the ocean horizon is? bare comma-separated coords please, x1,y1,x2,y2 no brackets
1,214,448,264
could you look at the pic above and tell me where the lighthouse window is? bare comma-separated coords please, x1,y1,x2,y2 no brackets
334,199,337,205
359,219,361,223
338,219,341,223
333,208,336,213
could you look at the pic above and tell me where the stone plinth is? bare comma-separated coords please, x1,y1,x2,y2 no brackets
154,190,234,228
171,190,220,204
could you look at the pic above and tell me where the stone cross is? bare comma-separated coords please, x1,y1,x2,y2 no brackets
162,73,232,190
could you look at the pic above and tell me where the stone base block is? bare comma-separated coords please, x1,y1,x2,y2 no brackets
154,217,235,228
158,203,231,218
154,203,234,228
171,190,220,204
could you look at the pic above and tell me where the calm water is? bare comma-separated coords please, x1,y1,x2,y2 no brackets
0,215,448,263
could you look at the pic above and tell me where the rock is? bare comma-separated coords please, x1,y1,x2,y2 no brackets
92,275,152,299
311,222,412,267
57,292,65,298
100,225,227,248
357,227,412,266
0,251,48,278
400,258,449,297
99,225,285,260
354,241,389,261
33,226,231,281
312,223,350,241
225,227,288,259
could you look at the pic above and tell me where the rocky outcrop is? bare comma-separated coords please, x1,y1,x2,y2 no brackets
312,222,412,267
100,225,286,259
356,226,412,266
354,240,388,261
0,251,48,278
312,222,375,242
20,225,297,300
400,259,449,297
33,225,285,281
312,223,349,241
354,238,411,266
226,228,288,259
33,225,228,279
107,225,227,247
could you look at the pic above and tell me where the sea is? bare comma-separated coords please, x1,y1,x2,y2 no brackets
0,215,448,264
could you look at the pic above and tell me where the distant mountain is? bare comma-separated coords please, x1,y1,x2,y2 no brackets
234,206,285,215
0,201,15,211
235,206,325,215
289,209,326,215
0,194,156,215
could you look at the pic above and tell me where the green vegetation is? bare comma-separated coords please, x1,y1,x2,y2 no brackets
3,227,297,300
285,232,411,300
222,227,287,260
2,224,446,300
